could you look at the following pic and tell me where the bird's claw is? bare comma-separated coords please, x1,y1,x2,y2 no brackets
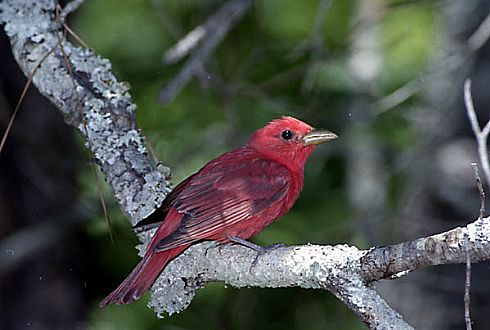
226,235,286,269
251,243,287,257
250,243,287,268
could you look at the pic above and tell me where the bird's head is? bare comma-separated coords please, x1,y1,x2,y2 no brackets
248,116,337,172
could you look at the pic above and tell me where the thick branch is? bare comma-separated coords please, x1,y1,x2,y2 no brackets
361,217,490,282
148,216,490,328
0,0,170,223
150,242,411,329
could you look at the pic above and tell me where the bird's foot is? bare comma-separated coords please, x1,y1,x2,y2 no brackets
227,236,286,268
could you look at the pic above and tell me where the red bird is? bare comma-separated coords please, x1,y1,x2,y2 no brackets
100,116,337,306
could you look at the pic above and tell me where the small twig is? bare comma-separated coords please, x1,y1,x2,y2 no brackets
463,162,486,330
143,133,160,164
60,21,90,49
55,2,90,49
471,163,486,219
464,79,490,187
164,26,206,64
0,43,59,156
374,78,424,114
464,233,472,330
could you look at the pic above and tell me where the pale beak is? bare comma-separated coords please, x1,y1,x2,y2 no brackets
302,129,338,146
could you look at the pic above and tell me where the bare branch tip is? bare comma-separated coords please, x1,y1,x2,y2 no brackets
464,79,475,117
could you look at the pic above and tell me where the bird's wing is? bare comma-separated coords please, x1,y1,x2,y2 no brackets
132,174,195,230
153,156,291,252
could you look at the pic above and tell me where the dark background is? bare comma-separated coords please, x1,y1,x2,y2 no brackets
1,0,490,329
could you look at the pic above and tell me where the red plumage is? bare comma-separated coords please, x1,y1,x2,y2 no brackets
100,116,336,306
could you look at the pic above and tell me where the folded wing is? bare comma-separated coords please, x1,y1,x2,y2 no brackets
153,154,291,252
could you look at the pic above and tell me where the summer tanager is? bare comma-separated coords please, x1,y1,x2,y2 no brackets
100,116,337,306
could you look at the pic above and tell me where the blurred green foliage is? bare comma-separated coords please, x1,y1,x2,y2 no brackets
73,0,440,329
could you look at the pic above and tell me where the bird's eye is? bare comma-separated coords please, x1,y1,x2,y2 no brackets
281,130,293,141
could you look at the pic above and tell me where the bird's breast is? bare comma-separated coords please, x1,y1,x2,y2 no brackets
227,173,304,240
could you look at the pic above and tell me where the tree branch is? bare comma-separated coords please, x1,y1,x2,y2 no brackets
149,242,411,329
361,217,490,282
464,79,490,187
158,0,252,104
0,0,170,225
147,216,490,328
468,9,490,51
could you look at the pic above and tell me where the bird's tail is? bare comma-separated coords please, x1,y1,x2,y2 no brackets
99,245,187,306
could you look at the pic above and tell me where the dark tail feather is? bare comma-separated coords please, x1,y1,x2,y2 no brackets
99,246,187,306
